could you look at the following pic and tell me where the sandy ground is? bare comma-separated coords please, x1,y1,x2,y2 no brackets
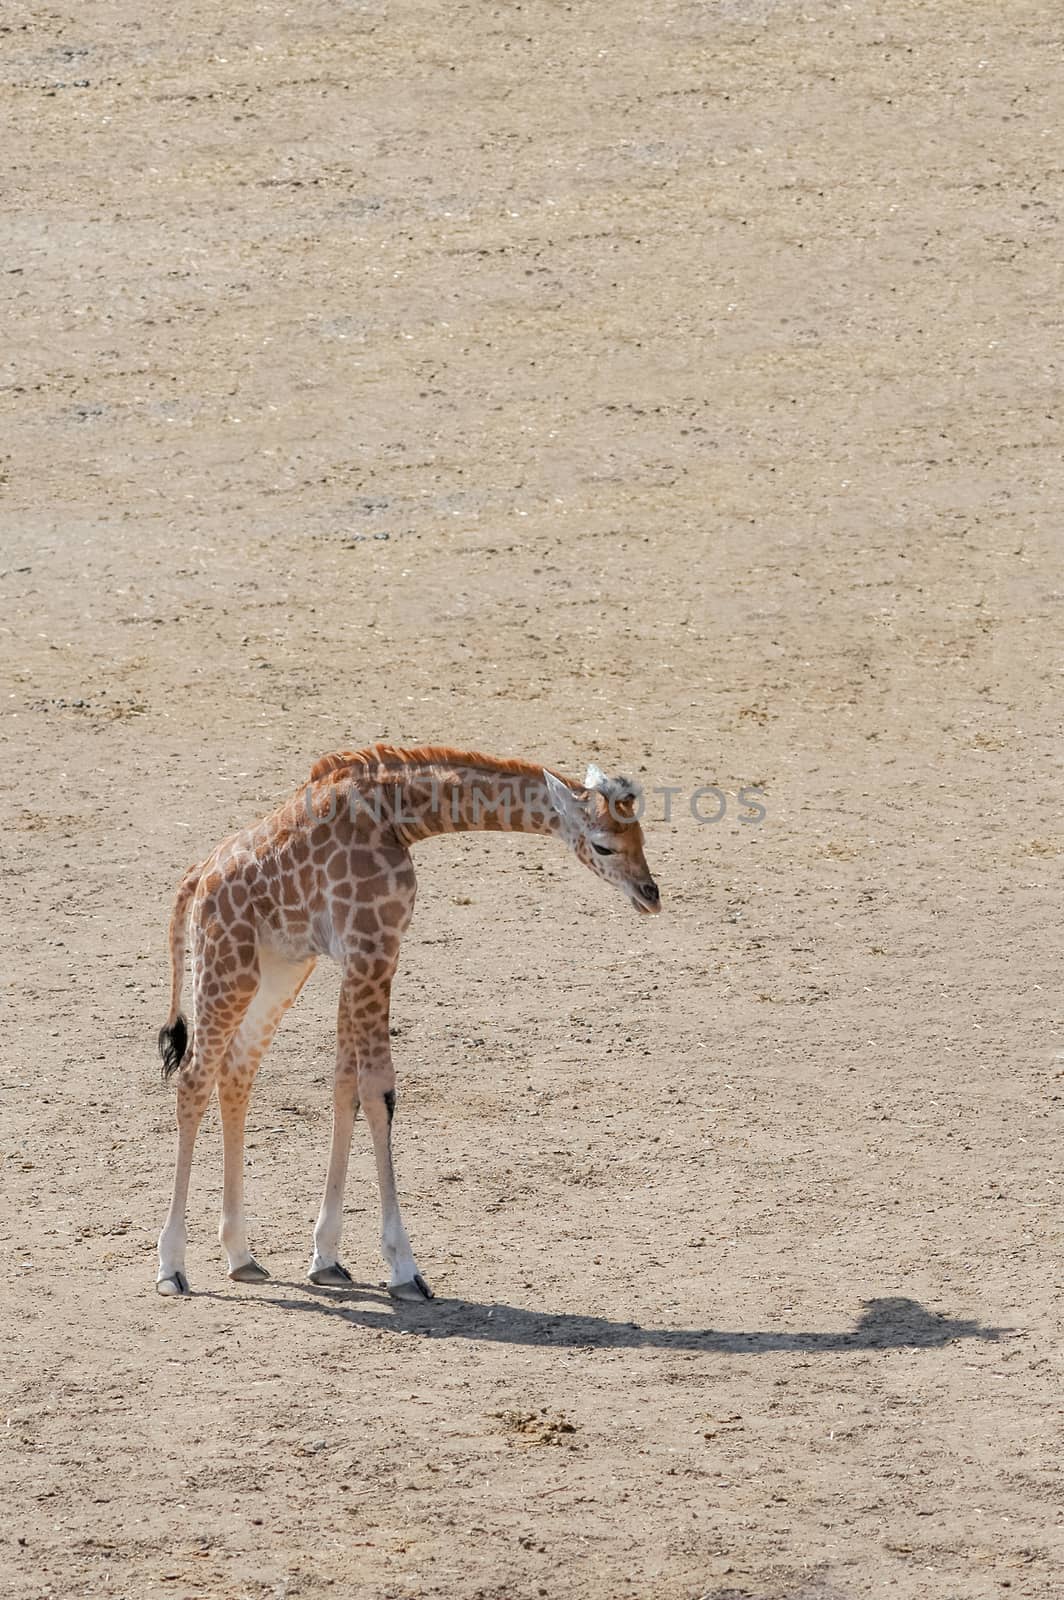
2,1,1063,1596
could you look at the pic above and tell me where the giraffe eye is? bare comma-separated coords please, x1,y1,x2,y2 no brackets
591,841,616,856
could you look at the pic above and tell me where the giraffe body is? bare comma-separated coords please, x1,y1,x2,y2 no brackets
156,744,660,1297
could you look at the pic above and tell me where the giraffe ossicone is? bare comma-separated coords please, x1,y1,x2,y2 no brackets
155,744,661,1298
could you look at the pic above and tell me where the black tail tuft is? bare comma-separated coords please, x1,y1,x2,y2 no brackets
158,1015,189,1079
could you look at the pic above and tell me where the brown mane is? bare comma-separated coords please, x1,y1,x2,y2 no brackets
306,743,572,788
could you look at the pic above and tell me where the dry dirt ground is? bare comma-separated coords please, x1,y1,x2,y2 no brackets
2,1,1062,1597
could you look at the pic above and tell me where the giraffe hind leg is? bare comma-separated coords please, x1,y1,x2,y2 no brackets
217,951,315,1283
157,985,255,1296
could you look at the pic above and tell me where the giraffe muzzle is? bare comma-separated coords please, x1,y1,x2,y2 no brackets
632,880,661,914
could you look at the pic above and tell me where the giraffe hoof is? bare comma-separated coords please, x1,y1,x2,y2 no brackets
308,1261,355,1288
157,1271,190,1297
389,1273,434,1302
228,1258,270,1284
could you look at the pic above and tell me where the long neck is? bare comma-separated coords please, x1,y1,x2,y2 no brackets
345,754,564,847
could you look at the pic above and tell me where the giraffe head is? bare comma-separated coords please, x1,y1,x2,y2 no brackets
543,764,661,915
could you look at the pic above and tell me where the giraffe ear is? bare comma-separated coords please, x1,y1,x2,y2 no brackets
584,763,609,792
544,768,583,819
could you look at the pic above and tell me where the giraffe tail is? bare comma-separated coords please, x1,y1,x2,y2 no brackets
158,864,202,1079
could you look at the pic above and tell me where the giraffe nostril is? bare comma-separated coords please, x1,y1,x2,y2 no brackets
640,881,659,904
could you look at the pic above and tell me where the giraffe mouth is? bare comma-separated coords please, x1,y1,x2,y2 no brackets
630,887,662,915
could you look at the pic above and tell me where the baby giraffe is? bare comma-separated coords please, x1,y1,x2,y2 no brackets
155,744,661,1298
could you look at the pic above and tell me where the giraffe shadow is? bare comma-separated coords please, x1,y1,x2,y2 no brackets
209,1286,1009,1353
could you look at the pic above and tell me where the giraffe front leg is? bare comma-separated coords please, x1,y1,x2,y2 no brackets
361,1061,432,1302
308,971,367,1287
308,1068,360,1287
316,958,431,1300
